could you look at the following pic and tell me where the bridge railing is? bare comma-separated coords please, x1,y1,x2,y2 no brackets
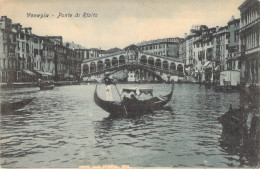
81,62,182,77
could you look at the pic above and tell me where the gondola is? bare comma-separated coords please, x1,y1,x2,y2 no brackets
94,84,174,116
39,84,54,90
39,80,54,90
1,98,34,114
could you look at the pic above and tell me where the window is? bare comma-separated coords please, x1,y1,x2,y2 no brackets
34,38,38,43
3,43,6,53
20,33,24,39
3,59,5,68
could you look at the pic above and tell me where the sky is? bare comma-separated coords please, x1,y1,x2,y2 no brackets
0,0,245,50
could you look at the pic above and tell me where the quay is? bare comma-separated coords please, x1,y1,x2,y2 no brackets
0,81,80,88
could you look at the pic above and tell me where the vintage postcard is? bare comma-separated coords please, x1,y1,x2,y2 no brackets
0,0,259,168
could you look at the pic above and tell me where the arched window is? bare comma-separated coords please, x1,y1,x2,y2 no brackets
90,62,96,72
105,59,111,68
148,57,154,66
140,55,147,65
170,62,176,71
177,64,183,72
155,59,161,68
163,60,169,70
83,64,89,74
97,60,103,70
119,55,126,65
112,57,118,66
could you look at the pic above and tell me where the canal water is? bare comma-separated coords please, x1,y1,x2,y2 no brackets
0,84,258,168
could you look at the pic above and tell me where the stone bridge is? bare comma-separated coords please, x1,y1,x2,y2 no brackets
81,45,185,82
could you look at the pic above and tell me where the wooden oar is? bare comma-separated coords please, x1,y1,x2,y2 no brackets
114,84,128,115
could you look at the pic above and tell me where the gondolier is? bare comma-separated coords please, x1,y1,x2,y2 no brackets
102,72,115,101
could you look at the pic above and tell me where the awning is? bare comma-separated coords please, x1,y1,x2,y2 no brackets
203,61,212,68
215,65,220,71
36,70,53,76
23,70,36,76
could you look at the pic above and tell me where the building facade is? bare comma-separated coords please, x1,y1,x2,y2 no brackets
0,16,17,83
0,16,85,83
136,37,183,58
238,0,260,85
226,17,241,71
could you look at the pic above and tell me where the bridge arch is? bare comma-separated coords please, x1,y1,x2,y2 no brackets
90,62,96,73
177,64,184,72
97,60,103,70
148,57,154,66
105,59,111,69
163,60,169,70
170,62,176,71
140,55,147,65
155,59,161,68
83,64,89,74
119,55,126,65
112,57,118,67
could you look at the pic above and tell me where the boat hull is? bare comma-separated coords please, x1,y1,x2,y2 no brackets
94,85,173,117
1,98,34,114
39,85,54,90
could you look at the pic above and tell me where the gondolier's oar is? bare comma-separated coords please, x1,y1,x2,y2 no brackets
114,84,128,115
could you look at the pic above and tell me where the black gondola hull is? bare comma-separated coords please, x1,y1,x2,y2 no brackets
1,98,34,114
94,85,173,116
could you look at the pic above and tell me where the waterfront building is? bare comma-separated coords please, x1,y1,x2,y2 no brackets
213,26,229,72
39,36,55,79
16,27,36,82
136,37,183,58
193,27,215,82
65,42,87,80
89,48,103,59
99,47,123,57
238,0,260,85
178,36,186,65
183,25,209,78
226,16,241,71
72,49,84,81
0,15,87,83
0,16,18,83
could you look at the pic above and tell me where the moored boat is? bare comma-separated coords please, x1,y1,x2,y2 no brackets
1,98,34,114
39,84,54,90
94,84,174,117
39,80,54,90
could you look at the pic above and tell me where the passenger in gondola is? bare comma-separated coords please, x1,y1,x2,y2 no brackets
103,76,114,86
131,94,138,102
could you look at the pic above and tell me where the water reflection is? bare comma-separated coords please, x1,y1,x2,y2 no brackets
219,132,259,167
